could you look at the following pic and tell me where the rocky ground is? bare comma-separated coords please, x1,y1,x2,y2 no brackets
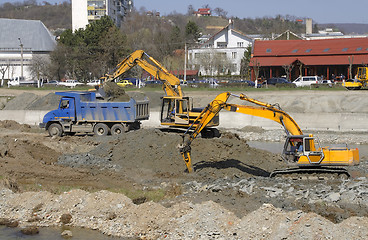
0,89,368,239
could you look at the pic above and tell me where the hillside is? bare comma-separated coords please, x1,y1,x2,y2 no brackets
319,23,368,34
0,1,71,30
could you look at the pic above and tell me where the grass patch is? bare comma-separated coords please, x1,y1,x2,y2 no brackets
110,187,166,202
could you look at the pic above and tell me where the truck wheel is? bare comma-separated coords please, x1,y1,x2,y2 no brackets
94,123,109,136
48,123,63,137
111,124,126,135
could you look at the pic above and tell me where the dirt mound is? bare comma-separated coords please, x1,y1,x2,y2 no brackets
26,93,61,110
0,120,32,132
103,82,130,102
59,129,283,181
2,92,39,110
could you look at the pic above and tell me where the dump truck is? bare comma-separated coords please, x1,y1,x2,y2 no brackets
39,91,149,137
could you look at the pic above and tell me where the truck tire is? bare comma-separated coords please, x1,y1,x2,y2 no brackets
94,123,109,136
48,123,63,137
111,124,126,135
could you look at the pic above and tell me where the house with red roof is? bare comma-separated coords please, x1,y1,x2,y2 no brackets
194,8,211,17
250,37,368,81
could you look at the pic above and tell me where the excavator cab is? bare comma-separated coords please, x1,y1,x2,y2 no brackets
282,135,324,166
160,96,191,125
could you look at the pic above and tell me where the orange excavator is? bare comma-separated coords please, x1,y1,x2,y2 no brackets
179,92,359,177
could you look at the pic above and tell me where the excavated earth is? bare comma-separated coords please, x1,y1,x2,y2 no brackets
0,88,368,239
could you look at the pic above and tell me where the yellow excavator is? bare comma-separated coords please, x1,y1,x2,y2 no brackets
179,92,359,177
98,50,219,136
343,67,368,90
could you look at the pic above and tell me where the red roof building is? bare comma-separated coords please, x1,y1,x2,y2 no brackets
250,38,368,81
194,8,211,17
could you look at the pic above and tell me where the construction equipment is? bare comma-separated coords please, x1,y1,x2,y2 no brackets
179,92,359,176
99,50,219,135
40,91,149,137
343,67,368,90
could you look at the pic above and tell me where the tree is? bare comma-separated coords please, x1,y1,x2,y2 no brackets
185,21,201,43
213,7,227,18
0,65,9,87
29,55,50,81
282,64,294,81
240,45,252,79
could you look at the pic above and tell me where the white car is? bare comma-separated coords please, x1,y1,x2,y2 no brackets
87,80,101,86
292,76,321,87
58,80,84,88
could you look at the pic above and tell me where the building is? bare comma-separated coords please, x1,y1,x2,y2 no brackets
0,18,56,82
194,8,211,17
72,0,133,31
187,20,253,76
249,37,368,81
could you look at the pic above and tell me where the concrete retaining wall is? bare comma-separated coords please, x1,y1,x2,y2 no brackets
1,110,367,132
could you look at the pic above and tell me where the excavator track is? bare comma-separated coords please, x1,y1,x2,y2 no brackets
270,167,350,179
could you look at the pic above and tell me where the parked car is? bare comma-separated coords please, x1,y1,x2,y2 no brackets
43,80,60,86
292,76,321,87
117,79,133,87
263,77,295,87
318,79,333,87
86,80,101,86
243,80,262,88
58,80,84,88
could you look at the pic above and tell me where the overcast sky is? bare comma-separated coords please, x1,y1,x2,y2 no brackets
1,0,367,24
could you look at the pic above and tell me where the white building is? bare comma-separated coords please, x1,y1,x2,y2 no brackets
187,20,253,76
0,18,56,82
72,0,133,31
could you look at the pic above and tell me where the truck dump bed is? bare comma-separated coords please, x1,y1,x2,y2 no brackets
55,91,149,122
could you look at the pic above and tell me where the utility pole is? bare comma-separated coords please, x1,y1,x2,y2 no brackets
18,38,24,80
184,43,187,82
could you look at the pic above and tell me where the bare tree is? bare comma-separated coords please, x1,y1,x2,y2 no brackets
252,59,260,88
0,65,9,87
348,55,354,78
213,7,227,18
30,55,50,83
282,64,294,81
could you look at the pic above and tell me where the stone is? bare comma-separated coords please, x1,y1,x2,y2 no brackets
21,226,39,235
61,230,73,237
326,192,341,202
60,213,72,224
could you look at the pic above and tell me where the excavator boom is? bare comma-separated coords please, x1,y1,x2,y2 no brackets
103,50,182,97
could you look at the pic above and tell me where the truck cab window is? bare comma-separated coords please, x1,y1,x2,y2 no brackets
60,100,69,109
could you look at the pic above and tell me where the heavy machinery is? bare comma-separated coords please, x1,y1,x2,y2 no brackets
98,50,219,136
343,67,368,90
40,91,149,137
179,92,359,176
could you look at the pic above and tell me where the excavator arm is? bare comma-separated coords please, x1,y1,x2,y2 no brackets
179,92,303,172
102,50,182,97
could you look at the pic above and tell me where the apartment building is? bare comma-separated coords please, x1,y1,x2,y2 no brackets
72,0,133,31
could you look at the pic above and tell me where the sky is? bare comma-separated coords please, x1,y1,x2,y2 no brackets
1,0,367,24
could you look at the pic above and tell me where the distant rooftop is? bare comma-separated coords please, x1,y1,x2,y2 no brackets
0,18,56,52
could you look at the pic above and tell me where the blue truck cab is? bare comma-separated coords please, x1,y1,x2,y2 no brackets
40,91,149,136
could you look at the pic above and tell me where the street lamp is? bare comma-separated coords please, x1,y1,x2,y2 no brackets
18,38,23,80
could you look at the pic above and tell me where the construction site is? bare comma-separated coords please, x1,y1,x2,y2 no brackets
0,84,368,239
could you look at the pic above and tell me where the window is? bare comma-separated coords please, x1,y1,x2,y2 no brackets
356,47,362,51
323,48,330,52
305,49,312,53
232,52,237,59
342,48,348,52
292,49,298,53
217,42,227,48
237,42,244,47
266,48,272,53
